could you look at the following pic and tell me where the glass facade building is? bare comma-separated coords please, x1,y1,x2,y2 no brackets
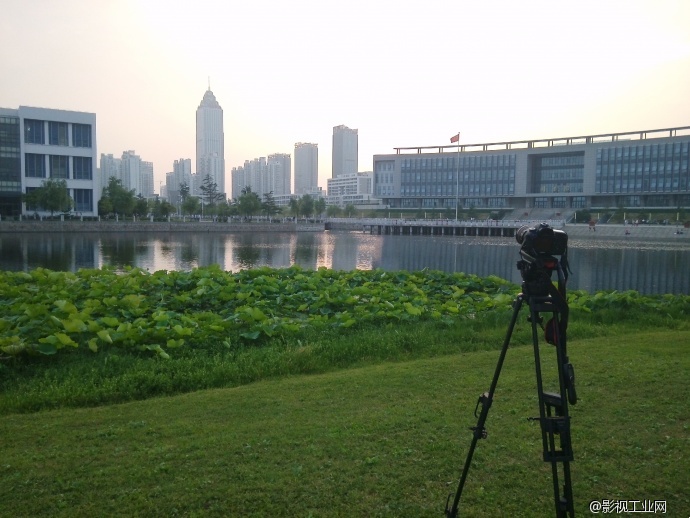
373,127,690,212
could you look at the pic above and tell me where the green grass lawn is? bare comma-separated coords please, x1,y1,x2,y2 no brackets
1,330,688,517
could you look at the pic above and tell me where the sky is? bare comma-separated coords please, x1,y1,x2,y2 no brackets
2,0,690,195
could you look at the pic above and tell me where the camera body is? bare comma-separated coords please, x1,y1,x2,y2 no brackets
516,223,568,261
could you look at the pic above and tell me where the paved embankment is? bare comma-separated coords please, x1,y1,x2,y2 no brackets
564,223,689,242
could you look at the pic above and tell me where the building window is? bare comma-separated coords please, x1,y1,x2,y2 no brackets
49,122,69,146
73,189,93,212
50,155,69,178
25,154,46,178
24,119,45,144
72,124,92,148
73,157,92,180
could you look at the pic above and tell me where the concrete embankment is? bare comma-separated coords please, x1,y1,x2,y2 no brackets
0,220,304,233
1,219,686,243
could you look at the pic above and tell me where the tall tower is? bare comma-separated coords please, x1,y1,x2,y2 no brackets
196,88,225,197
332,125,358,178
294,142,318,194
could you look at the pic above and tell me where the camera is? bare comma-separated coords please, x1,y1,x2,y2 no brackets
516,223,568,262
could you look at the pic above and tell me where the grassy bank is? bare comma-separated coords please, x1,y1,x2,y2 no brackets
1,330,688,517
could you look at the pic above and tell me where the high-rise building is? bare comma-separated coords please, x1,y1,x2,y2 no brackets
167,158,192,206
332,125,358,178
232,154,291,199
267,153,291,196
100,150,153,198
196,88,225,198
294,142,318,194
100,153,121,184
0,105,99,217
139,160,154,198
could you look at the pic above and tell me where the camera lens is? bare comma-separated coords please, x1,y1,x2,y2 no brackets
516,225,531,244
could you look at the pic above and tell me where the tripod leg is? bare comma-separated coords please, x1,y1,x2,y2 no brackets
445,294,524,518
528,295,575,518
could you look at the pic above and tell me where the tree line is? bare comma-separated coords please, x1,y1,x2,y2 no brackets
22,174,355,219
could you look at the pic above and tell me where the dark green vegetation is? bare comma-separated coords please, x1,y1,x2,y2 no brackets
1,267,688,516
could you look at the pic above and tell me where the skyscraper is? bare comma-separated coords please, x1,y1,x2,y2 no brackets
196,88,225,198
332,125,358,178
294,142,318,194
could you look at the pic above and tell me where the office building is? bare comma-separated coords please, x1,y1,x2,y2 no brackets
0,105,99,217
326,172,377,207
332,125,358,178
373,127,690,213
294,142,318,194
196,88,225,197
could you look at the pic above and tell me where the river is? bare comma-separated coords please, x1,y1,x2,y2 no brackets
0,231,688,295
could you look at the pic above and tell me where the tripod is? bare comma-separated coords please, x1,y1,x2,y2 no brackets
445,254,577,518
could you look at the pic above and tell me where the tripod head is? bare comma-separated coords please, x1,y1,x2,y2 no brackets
516,223,570,298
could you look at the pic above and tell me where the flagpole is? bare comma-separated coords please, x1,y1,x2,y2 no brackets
455,133,460,221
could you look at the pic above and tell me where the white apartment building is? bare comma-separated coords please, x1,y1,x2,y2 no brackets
267,153,291,196
0,105,99,217
231,153,292,199
101,150,153,198
332,125,358,178
294,142,318,194
166,158,192,206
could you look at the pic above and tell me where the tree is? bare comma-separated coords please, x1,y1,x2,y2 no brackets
326,205,342,217
100,177,135,217
299,194,314,218
344,204,356,218
179,181,190,202
182,196,201,216
314,197,326,218
199,174,224,209
262,191,281,218
134,195,148,217
24,178,73,216
236,186,262,219
150,198,175,219
288,197,300,218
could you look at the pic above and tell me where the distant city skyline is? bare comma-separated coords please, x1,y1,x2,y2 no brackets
3,1,689,194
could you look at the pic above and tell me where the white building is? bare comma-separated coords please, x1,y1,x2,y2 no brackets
139,160,154,198
166,158,192,206
0,105,99,217
267,153,291,196
232,154,291,199
326,172,379,208
196,88,225,197
99,153,121,185
332,125,358,178
294,142,318,194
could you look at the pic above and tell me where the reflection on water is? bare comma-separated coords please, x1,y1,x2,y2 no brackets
0,231,688,295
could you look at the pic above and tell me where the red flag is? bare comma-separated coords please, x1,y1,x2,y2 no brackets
450,133,460,143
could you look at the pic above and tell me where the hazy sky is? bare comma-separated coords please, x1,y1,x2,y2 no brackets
2,0,690,194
